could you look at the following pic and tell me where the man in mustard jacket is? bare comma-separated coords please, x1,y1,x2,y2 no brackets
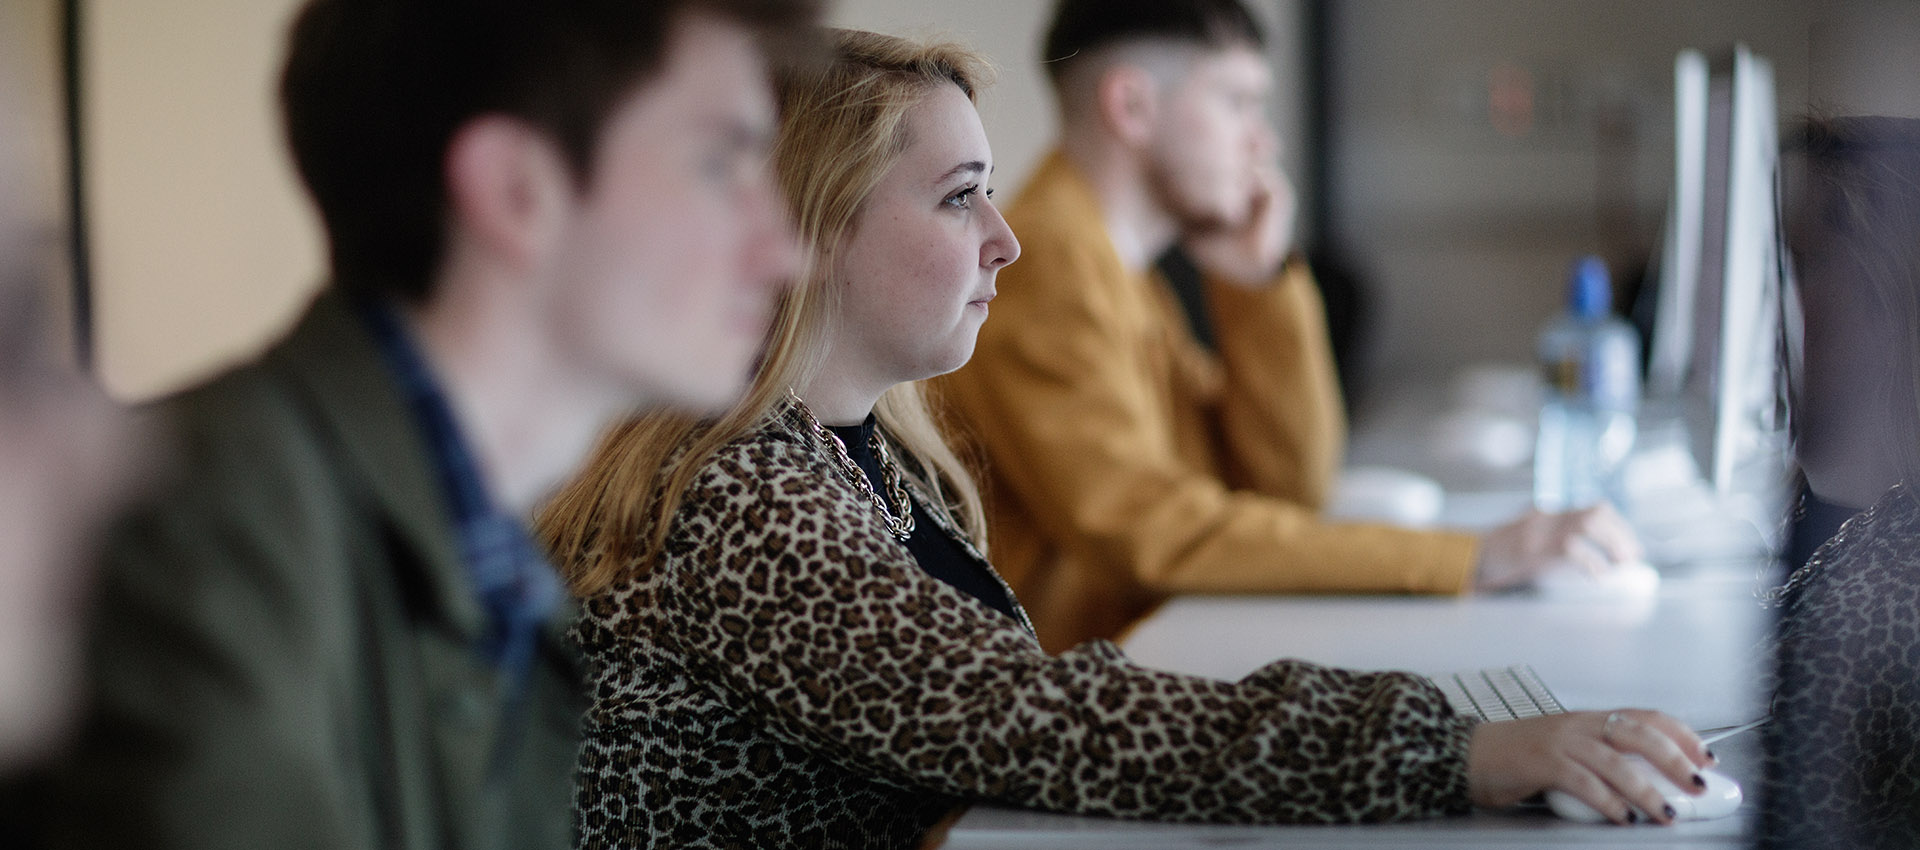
5,1,813,846
936,0,1639,653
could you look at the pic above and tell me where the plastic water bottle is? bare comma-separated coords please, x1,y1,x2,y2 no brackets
1534,257,1641,512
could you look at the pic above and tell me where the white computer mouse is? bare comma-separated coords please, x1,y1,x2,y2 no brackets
1545,756,1743,823
1531,558,1661,601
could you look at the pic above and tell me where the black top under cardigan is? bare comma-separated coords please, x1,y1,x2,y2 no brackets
827,418,1021,624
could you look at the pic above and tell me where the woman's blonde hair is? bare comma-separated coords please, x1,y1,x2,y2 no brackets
538,29,996,597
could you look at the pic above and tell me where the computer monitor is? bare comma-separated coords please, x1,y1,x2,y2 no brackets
1647,45,1794,498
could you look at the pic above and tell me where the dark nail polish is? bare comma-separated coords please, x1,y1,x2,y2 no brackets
1663,804,1677,820
1693,774,1707,789
1626,810,1639,824
1705,747,1717,762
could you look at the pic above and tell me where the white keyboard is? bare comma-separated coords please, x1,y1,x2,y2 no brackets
1432,664,1566,722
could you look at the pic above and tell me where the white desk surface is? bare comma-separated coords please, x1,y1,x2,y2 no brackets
946,564,1776,848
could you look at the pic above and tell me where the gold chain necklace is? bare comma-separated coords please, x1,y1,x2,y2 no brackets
787,391,916,540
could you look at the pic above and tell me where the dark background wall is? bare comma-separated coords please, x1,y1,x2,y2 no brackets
1321,0,1825,406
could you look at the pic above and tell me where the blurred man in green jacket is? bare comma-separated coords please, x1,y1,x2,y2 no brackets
8,0,819,847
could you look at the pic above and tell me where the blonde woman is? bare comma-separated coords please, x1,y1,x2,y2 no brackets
540,29,1717,849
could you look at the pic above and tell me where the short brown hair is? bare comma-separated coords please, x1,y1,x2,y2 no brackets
1042,0,1264,87
279,0,822,302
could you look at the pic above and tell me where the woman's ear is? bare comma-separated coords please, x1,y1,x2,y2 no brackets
1095,64,1162,150
442,115,572,270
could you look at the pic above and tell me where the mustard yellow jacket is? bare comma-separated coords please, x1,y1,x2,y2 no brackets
936,152,1478,653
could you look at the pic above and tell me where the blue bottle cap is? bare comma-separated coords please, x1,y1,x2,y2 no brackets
1569,256,1611,320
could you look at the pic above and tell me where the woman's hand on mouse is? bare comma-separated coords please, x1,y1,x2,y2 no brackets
1466,709,1715,824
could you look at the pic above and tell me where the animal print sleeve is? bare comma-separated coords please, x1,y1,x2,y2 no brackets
655,432,1476,824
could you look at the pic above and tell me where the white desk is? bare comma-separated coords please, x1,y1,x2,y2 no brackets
945,564,1776,848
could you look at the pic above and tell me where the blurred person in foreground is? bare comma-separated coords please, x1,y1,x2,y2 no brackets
0,91,133,773
932,0,1644,653
8,0,816,847
538,28,1716,849
1762,115,1920,850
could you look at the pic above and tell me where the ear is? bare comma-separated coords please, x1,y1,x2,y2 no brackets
443,116,573,271
1095,64,1162,149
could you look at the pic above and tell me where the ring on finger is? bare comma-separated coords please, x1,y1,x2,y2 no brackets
1602,711,1627,743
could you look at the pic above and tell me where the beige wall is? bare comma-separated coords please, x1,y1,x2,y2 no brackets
86,0,318,401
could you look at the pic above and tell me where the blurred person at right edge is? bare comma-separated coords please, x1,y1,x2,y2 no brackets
1762,115,1920,850
2,0,818,847
0,83,135,775
932,0,1644,654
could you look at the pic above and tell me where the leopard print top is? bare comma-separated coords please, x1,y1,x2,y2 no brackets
1764,482,1920,849
571,409,1476,849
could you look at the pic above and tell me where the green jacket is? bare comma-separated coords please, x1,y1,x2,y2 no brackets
23,291,581,848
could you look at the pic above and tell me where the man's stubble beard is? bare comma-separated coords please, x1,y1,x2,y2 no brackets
1144,155,1239,238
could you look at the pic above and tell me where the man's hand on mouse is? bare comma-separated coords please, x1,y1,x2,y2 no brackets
1467,708,1715,825
1473,503,1643,591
